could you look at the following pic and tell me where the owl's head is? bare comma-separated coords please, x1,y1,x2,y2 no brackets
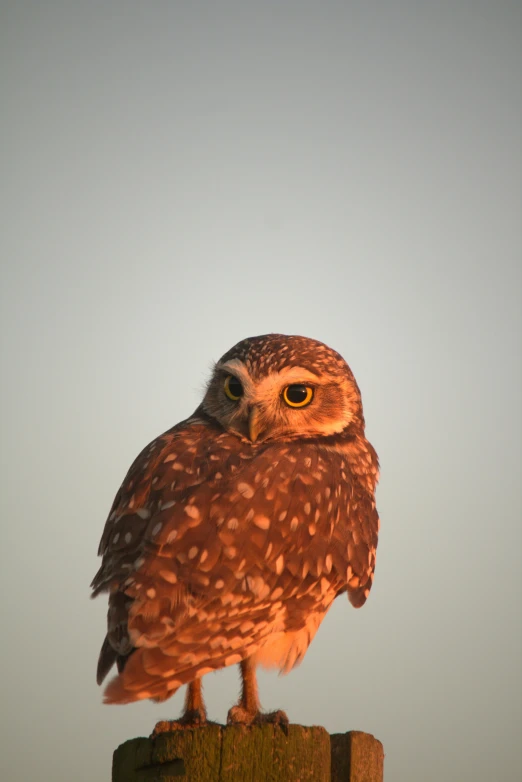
201,334,364,443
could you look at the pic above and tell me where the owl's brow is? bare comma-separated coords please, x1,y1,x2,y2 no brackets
266,366,321,383
216,359,250,377
215,359,254,391
218,361,322,387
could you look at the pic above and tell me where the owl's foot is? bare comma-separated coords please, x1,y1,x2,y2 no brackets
257,709,289,726
152,708,207,735
227,705,254,725
228,657,288,729
152,678,208,735
227,705,289,728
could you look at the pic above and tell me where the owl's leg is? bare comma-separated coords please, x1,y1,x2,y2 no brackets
181,677,207,724
227,658,260,724
227,657,288,726
152,678,207,735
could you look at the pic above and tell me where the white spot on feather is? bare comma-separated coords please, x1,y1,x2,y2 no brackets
160,569,177,584
254,515,270,530
237,482,254,498
160,500,176,511
320,578,330,595
224,653,242,666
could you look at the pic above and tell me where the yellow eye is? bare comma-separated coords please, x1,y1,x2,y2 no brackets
282,384,314,408
224,374,244,401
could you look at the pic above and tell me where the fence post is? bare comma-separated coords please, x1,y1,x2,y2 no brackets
112,725,383,781
331,731,384,782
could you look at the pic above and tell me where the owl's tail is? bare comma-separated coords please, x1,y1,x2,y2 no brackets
97,636,117,685
96,635,133,686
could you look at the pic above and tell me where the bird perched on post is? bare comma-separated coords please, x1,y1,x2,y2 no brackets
91,334,380,728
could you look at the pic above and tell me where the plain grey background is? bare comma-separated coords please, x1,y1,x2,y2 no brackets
1,2,521,781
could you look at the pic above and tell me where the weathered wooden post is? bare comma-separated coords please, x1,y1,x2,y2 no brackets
331,731,384,782
112,725,383,781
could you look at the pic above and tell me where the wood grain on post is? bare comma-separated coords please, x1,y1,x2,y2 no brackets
112,725,383,782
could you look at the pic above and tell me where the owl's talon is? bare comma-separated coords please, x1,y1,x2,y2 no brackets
152,709,207,735
257,709,289,727
255,709,289,734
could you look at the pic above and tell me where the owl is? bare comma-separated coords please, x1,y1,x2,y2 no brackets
91,334,380,728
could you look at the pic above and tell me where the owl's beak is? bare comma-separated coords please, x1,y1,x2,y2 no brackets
248,406,263,443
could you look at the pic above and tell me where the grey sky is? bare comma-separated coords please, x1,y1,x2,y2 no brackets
1,2,521,781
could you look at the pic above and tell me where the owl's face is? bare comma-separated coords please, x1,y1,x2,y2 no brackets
201,334,363,443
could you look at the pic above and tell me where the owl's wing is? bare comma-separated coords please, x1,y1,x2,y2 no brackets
91,415,228,684
333,475,379,609
91,416,217,598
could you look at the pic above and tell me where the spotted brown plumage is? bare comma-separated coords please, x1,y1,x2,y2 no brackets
91,334,380,724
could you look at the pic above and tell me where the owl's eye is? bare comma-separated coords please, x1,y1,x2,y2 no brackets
224,375,244,401
282,384,314,408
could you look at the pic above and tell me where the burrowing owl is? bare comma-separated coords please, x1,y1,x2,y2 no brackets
91,334,380,727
